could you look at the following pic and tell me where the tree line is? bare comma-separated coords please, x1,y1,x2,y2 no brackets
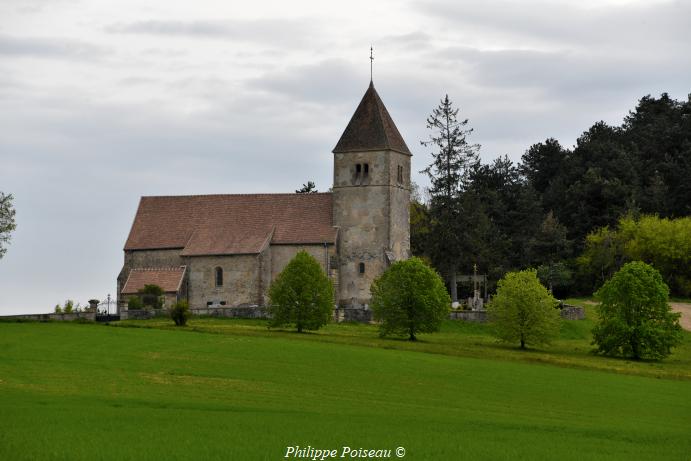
413,92,691,297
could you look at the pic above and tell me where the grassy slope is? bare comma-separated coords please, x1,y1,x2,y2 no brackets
0,320,690,460
113,302,691,381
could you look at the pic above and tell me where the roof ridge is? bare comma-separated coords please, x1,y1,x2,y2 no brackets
130,267,185,271
141,192,333,199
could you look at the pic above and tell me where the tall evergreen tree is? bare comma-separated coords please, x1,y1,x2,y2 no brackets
420,95,479,303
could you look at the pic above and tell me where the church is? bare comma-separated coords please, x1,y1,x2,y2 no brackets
117,81,411,315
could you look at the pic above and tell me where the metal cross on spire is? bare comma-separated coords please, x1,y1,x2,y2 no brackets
370,46,374,82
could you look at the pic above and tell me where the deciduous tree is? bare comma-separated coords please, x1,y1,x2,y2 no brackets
370,257,450,341
592,261,682,360
0,192,16,259
268,251,334,333
487,270,561,349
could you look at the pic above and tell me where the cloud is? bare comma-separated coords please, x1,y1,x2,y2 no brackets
415,0,691,51
0,34,109,59
248,59,365,104
105,18,318,46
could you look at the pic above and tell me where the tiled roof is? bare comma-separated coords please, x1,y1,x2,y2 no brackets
124,193,336,255
122,267,186,294
332,82,411,155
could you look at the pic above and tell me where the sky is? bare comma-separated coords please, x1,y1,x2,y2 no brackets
1,0,689,314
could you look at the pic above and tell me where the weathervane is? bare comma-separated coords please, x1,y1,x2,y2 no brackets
370,45,374,82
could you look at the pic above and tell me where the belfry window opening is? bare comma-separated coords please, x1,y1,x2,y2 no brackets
215,267,223,287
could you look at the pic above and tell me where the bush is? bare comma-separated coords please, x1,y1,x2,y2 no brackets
592,261,683,360
370,257,450,341
268,251,334,333
486,269,561,349
127,296,143,309
170,300,190,326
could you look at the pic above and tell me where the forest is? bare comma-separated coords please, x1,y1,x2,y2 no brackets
412,93,691,298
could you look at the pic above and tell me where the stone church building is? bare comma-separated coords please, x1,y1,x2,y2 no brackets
117,82,411,314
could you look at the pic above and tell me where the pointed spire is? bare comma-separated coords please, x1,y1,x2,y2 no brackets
370,46,374,83
332,83,411,155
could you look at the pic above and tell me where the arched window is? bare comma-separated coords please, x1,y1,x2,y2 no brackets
215,267,223,287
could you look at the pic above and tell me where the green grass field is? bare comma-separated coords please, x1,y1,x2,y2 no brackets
1,308,690,460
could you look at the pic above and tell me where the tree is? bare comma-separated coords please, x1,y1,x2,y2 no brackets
370,257,450,341
138,284,164,309
421,95,480,303
465,156,543,274
0,192,16,259
592,261,682,360
127,296,144,309
170,300,190,326
520,138,567,195
296,181,318,193
537,262,573,295
577,215,691,296
527,211,572,267
268,251,334,333
487,270,561,349
409,182,432,261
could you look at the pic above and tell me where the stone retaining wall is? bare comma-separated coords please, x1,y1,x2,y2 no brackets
449,310,488,322
560,305,586,320
190,306,270,319
0,312,96,322
334,308,373,323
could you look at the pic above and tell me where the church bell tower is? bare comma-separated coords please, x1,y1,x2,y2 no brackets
332,81,411,307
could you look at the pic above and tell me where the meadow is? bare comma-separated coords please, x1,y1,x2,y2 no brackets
0,303,690,460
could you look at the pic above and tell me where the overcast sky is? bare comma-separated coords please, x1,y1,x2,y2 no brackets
1,0,689,314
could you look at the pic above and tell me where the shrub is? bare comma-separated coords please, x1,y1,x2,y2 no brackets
487,269,561,349
370,257,450,341
268,251,334,333
170,300,190,326
127,296,143,309
592,261,683,360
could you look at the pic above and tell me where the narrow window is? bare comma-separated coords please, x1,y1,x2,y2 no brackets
215,267,223,287
363,163,369,177
354,163,362,185
359,262,365,274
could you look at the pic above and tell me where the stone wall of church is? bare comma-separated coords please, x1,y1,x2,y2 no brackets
388,150,411,260
270,244,335,279
187,255,261,308
333,150,392,307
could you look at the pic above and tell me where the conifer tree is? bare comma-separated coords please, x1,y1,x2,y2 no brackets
421,95,479,303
